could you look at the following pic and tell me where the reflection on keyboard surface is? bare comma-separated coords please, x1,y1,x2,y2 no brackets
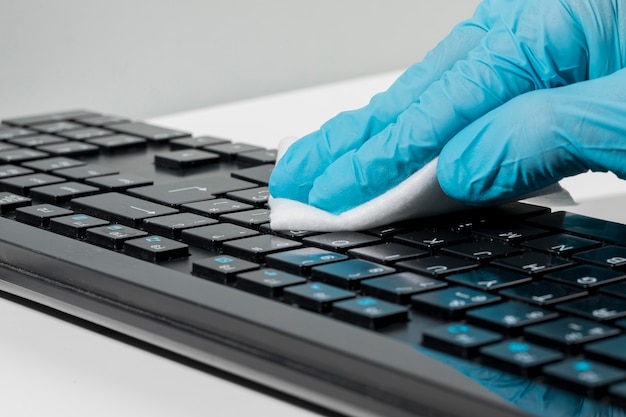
2,110,626,417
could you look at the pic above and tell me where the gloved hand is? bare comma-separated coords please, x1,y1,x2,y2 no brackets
269,0,626,214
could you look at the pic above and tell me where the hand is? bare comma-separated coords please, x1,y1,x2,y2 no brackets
269,0,626,214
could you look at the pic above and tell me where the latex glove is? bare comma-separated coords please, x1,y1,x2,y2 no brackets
269,0,626,214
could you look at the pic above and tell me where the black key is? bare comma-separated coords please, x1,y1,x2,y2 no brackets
265,247,348,275
236,149,277,165
543,358,626,398
74,114,130,126
182,198,253,218
181,223,259,250
0,173,65,195
601,281,626,300
360,272,447,304
283,282,355,312
22,157,84,172
267,227,320,240
586,334,626,368
364,223,411,239
58,127,113,140
441,240,522,262
609,381,626,407
226,186,271,207
545,265,626,289
472,223,549,243
109,121,190,142
222,234,302,262
30,121,84,133
466,301,559,336
71,192,178,227
521,233,601,256
396,255,479,277
49,214,109,238
8,134,65,148
236,269,306,297
0,192,31,214
528,211,626,246
85,174,153,191
3,110,98,127
123,235,189,262
86,224,148,250
230,164,274,185
421,322,502,358
192,255,259,283
572,245,626,269
394,228,470,251
524,317,620,353
0,148,49,163
0,126,35,140
348,242,427,265
303,232,383,253
86,134,146,152
220,208,270,229
446,267,532,292
204,142,264,161
557,295,626,322
29,181,99,204
15,204,73,228
479,340,563,377
0,142,17,151
311,259,395,290
128,176,254,206
170,136,229,149
154,149,220,169
491,252,573,275
499,281,587,306
53,164,119,180
411,286,501,319
37,141,99,157
332,297,409,329
142,213,217,239
0,165,33,178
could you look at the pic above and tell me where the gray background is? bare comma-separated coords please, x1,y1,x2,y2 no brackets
1,0,481,119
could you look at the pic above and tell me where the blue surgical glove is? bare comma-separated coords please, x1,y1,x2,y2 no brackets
269,0,626,214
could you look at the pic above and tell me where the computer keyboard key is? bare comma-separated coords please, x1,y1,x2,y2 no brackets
499,281,588,306
21,156,85,172
441,240,522,262
170,135,230,149
58,127,113,140
8,134,65,148
521,233,601,255
204,142,264,161
109,121,190,142
154,149,220,169
472,223,549,243
311,259,395,290
236,269,306,297
479,340,563,377
586,334,626,368
86,224,148,250
332,297,409,329
30,121,84,133
283,282,355,312
52,164,119,180
49,214,109,238
181,223,259,250
491,251,574,275
0,192,31,214
422,322,502,358
528,211,626,246
85,174,153,191
394,228,471,250
556,295,626,322
2,110,98,127
236,149,277,165
142,213,218,239
87,134,147,152
572,245,626,269
222,234,302,262
220,208,270,229
0,173,66,195
446,267,531,292
610,382,626,408
192,255,259,283
37,141,99,157
230,165,274,186
74,114,130,126
0,126,35,140
0,165,33,178
348,242,428,265
411,286,501,320
15,204,73,228
71,192,178,227
600,281,626,300
0,148,49,163
265,247,348,275
0,143,17,152
303,232,381,252
396,255,479,277
182,198,253,218
360,272,447,304
543,358,626,398
124,235,190,263
466,301,559,336
29,181,100,204
226,186,270,207
545,265,626,289
524,317,620,353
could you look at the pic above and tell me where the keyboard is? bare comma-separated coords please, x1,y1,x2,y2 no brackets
1,110,626,417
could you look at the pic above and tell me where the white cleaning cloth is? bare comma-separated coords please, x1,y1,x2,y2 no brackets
268,137,470,232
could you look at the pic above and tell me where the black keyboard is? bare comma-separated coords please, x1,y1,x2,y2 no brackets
2,110,626,417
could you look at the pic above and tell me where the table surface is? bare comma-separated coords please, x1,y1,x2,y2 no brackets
3,70,626,417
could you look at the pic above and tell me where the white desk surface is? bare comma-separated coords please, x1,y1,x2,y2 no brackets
4,70,626,417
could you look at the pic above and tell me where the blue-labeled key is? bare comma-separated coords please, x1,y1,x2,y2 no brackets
283,282,355,312
422,322,502,358
332,297,408,329
543,358,626,398
265,247,348,276
311,259,395,290
479,340,563,377
124,235,189,263
236,269,307,297
192,255,259,283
